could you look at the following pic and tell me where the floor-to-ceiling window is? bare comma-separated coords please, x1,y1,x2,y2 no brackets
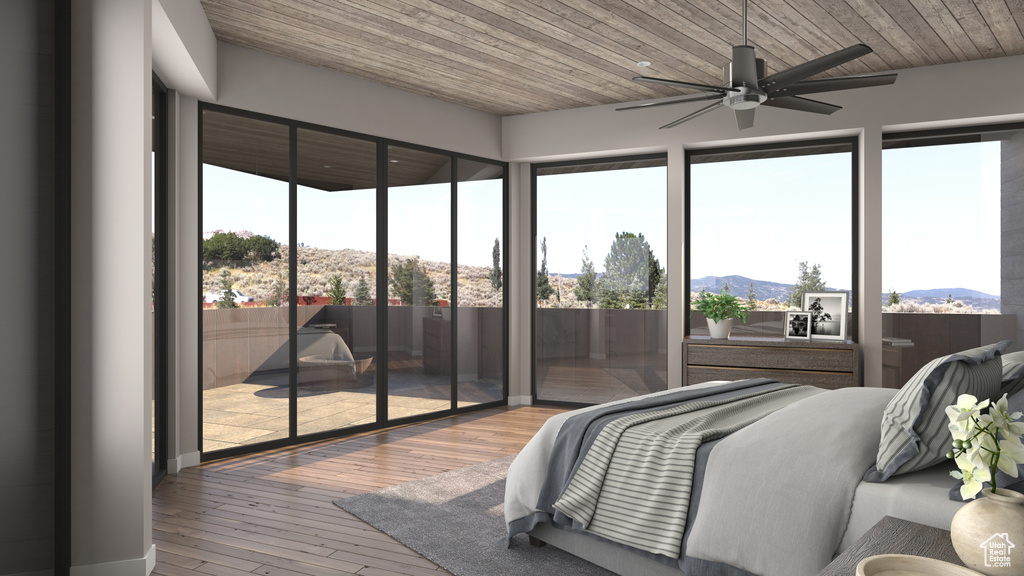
456,159,506,407
386,145,453,420
295,128,379,434
881,124,1024,386
200,105,507,458
686,139,857,340
201,110,292,452
533,155,668,404
152,73,168,484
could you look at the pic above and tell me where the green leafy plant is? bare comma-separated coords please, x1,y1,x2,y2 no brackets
692,289,747,323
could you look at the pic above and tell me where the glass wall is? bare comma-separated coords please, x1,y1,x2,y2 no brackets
687,140,856,340
457,159,506,407
296,128,378,435
387,145,453,420
201,111,291,451
152,74,168,483
881,125,1024,386
534,156,668,403
200,105,507,456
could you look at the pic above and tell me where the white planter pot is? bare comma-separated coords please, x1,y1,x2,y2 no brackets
950,488,1024,575
707,318,734,339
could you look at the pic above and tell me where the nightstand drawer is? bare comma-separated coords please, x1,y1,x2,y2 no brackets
686,343,855,372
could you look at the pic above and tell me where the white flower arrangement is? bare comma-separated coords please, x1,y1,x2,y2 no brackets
946,393,1024,500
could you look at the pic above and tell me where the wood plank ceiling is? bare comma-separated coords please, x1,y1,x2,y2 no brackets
200,0,1024,117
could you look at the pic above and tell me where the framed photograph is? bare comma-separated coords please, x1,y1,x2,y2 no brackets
802,291,848,341
784,311,811,340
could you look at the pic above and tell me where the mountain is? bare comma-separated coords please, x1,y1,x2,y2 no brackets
902,288,998,300
690,275,797,302
890,287,1000,310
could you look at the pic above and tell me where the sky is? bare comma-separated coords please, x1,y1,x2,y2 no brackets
203,140,1002,295
689,153,853,289
535,167,667,275
881,141,1000,296
202,166,503,268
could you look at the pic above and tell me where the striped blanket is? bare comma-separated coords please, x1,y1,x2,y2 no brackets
551,383,821,557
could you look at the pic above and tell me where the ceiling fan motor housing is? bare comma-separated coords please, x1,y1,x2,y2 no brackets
723,50,767,109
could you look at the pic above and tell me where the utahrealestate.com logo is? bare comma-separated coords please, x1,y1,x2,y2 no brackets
981,533,1015,569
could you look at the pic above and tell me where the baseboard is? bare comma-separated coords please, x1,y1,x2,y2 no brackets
508,395,533,406
169,450,201,473
71,544,156,576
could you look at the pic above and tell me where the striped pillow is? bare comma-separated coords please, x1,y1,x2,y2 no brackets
1001,351,1024,397
863,340,1010,482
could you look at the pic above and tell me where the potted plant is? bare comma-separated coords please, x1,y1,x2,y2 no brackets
692,289,748,339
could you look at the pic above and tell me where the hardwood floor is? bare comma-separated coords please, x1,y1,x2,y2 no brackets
152,405,568,576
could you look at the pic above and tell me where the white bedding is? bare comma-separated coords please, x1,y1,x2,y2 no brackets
505,382,966,576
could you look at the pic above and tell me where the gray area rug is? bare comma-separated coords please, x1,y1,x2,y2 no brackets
333,455,615,576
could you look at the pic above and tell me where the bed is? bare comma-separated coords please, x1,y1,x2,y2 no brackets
505,340,1022,576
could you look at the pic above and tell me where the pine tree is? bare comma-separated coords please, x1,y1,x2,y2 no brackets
886,288,900,307
489,238,502,296
747,282,758,310
353,276,373,305
573,246,598,308
215,268,237,309
389,258,436,306
327,274,347,305
536,237,554,302
788,261,827,308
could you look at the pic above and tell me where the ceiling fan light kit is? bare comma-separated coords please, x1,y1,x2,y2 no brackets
620,0,897,130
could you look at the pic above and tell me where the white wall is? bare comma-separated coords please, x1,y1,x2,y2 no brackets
503,54,1024,390
152,0,216,101
215,43,503,160
70,0,154,573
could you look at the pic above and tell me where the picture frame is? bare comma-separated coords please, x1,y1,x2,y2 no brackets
801,291,848,341
784,311,811,341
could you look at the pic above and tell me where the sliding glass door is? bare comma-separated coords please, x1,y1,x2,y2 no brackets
200,105,507,458
533,156,668,404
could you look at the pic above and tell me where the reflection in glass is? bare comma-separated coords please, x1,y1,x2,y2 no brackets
201,111,290,451
296,128,378,435
457,160,505,407
535,158,668,403
387,146,452,420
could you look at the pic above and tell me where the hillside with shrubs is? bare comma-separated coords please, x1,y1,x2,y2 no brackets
203,231,504,307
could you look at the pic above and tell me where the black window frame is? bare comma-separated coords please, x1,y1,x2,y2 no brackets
197,103,509,461
530,152,670,405
684,136,860,342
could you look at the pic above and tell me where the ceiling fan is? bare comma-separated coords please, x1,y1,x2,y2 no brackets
618,0,897,130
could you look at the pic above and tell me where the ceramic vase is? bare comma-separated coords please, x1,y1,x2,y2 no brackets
950,488,1024,576
707,318,733,339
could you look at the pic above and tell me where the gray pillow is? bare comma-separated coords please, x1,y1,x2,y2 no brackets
1001,350,1024,397
864,340,1010,482
949,385,1024,501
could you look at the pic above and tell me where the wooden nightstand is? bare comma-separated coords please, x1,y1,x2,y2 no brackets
817,516,966,575
682,336,860,389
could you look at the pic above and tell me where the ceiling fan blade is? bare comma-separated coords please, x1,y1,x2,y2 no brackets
771,73,897,97
730,45,760,88
616,92,722,112
735,108,755,130
760,44,873,93
762,95,841,115
660,101,723,129
634,76,738,93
